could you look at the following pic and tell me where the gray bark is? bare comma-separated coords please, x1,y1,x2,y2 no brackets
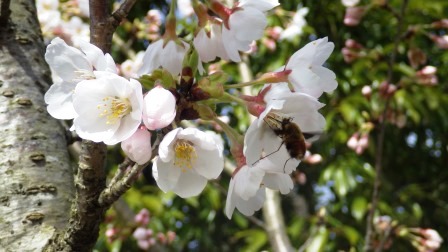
0,0,74,251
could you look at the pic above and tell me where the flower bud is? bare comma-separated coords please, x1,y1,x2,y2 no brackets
344,6,366,26
430,34,448,49
138,69,176,90
143,86,177,130
121,128,152,165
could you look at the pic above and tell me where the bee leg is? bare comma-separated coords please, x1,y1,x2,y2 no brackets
283,157,293,173
251,142,285,166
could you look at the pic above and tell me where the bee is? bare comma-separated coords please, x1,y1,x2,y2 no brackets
255,111,320,172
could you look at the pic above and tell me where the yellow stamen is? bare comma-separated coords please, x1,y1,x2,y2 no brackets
173,140,197,171
97,96,131,124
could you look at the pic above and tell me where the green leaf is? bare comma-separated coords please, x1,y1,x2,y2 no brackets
351,197,368,221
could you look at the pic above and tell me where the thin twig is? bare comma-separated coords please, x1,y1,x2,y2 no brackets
98,162,145,207
363,1,409,251
110,0,138,24
99,134,162,207
375,225,393,252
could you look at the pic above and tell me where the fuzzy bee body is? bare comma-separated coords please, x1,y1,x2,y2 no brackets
264,112,307,161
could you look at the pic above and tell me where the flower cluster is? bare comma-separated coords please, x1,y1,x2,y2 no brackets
43,0,336,219
225,37,336,218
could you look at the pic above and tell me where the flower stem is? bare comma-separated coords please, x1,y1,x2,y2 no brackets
212,117,243,147
222,92,246,106
224,79,265,89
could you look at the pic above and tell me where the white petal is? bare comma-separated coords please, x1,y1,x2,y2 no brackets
221,26,242,62
225,178,266,219
243,119,265,164
44,81,78,119
230,8,267,42
171,169,208,198
45,37,92,82
263,173,294,194
159,41,189,76
137,40,163,76
104,113,140,145
158,128,182,162
239,0,279,11
78,39,109,71
153,157,182,192
233,165,265,200
194,29,215,62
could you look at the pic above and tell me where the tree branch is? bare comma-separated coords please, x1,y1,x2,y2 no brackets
0,0,11,25
363,1,409,251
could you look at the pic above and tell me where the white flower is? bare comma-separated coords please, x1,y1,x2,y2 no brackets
152,128,224,198
244,86,326,173
120,51,145,79
36,0,61,37
225,165,266,219
61,16,90,47
72,72,143,145
279,7,308,41
341,0,360,7
44,37,116,119
121,127,152,165
193,22,229,62
222,0,279,62
77,0,90,17
137,40,189,76
177,0,194,18
225,159,295,219
142,86,176,130
285,37,337,98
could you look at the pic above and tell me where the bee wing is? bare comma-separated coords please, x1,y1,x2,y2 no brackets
302,131,324,141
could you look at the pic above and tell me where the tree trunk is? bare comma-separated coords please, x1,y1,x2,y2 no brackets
0,0,74,251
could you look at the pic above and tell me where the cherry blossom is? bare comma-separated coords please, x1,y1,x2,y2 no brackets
44,37,116,120
193,22,229,62
152,128,224,198
72,72,143,145
285,37,338,98
225,165,266,218
244,85,326,172
220,0,279,62
279,7,308,41
138,40,190,76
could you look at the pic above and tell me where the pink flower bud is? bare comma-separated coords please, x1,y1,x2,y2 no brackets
137,239,151,250
143,86,177,130
421,229,443,243
344,6,366,26
133,227,148,240
262,38,277,51
134,208,151,226
345,39,363,49
167,231,176,244
157,232,167,244
347,133,359,150
305,153,323,164
430,34,448,49
342,47,358,63
361,85,372,98
431,19,448,29
121,128,152,165
416,66,438,86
